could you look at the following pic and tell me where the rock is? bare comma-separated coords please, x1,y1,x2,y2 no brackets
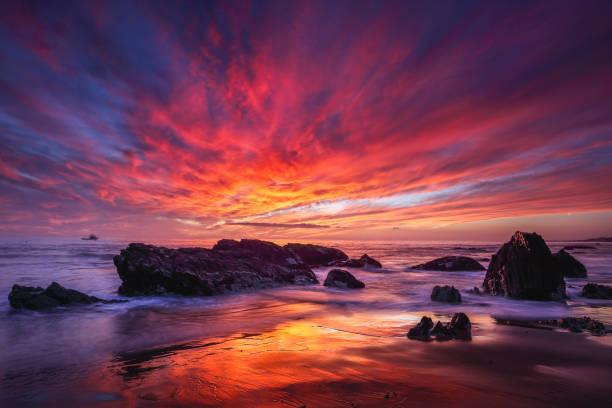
407,313,472,341
323,269,365,289
284,243,348,267
407,316,434,341
553,250,587,278
359,254,382,268
331,258,365,268
412,256,485,271
330,253,383,269
558,317,606,336
430,285,461,303
468,286,481,294
449,312,472,340
581,283,612,299
562,245,595,251
114,240,319,296
430,321,453,341
8,282,118,310
482,231,566,300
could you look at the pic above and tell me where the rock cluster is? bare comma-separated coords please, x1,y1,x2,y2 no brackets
430,285,461,303
412,256,485,271
581,283,612,299
114,239,319,296
553,249,587,278
483,231,566,300
8,282,120,310
407,313,472,341
284,243,348,267
323,269,365,289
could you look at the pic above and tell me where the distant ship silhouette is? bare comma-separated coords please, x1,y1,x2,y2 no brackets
81,234,99,241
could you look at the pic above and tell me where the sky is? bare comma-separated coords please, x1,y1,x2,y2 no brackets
1,0,611,242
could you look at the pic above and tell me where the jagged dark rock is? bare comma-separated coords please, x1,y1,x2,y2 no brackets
482,231,566,300
283,243,348,267
430,285,461,303
468,286,481,294
553,249,587,278
407,316,434,341
412,256,485,271
407,313,472,341
581,283,612,299
323,269,365,289
8,282,120,310
114,239,319,296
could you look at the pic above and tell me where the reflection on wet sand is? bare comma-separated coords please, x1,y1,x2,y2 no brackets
91,312,611,408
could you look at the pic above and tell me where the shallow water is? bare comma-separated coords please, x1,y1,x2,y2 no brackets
1,238,611,407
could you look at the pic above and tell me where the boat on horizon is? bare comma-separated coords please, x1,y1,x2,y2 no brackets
81,234,99,241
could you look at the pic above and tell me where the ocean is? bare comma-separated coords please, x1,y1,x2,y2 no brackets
1,237,611,407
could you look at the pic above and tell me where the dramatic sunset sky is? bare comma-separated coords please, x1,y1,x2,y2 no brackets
1,1,611,241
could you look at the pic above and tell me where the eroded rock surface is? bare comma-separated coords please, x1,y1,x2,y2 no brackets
483,231,566,300
114,239,319,296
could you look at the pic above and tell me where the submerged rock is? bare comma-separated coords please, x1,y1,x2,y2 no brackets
553,249,587,278
430,285,462,303
407,313,472,341
114,239,319,296
468,286,481,295
581,283,612,299
412,256,485,271
483,231,566,300
323,269,365,289
8,282,118,310
284,243,348,267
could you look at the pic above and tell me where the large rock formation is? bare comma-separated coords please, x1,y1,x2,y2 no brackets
407,313,472,341
283,243,348,267
114,239,319,296
581,283,612,299
8,282,120,310
553,249,587,278
482,232,566,300
412,256,485,271
430,285,462,303
323,269,365,289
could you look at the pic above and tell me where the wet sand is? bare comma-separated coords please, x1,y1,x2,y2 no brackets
4,309,610,408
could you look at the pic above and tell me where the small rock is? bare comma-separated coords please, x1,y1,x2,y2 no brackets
468,286,481,295
359,254,382,268
323,269,365,289
430,285,461,303
407,316,434,341
412,256,485,271
581,283,612,299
